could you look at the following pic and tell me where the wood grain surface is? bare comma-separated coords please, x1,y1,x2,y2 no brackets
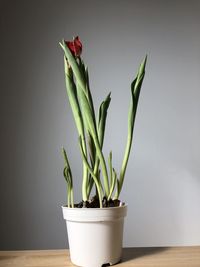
0,246,200,267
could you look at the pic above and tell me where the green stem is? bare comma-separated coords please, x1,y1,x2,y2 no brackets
118,108,137,196
67,187,71,207
79,137,103,208
70,188,74,208
108,168,117,200
92,134,109,198
81,136,88,201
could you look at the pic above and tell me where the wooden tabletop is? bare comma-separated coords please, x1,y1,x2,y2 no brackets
0,246,200,267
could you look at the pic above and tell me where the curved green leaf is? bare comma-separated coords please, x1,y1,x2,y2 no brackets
117,56,147,198
98,92,111,148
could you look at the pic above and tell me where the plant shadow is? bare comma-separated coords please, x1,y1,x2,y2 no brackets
121,247,169,263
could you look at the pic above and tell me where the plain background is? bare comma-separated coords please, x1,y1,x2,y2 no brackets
0,0,200,250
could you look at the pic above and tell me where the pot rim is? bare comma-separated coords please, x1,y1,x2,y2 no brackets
62,204,127,222
61,203,127,211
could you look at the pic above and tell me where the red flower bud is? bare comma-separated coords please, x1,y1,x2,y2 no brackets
65,36,82,57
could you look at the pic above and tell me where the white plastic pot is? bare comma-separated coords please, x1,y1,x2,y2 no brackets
62,204,127,267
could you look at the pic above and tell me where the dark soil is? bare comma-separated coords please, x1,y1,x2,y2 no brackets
74,196,123,208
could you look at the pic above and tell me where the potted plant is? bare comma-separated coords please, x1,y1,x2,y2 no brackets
59,36,147,267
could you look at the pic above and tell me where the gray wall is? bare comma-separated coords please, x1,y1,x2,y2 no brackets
0,0,200,250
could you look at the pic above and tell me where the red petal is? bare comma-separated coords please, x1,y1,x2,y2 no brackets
65,36,82,57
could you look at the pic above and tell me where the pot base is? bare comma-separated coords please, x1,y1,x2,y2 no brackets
71,256,121,267
71,258,121,267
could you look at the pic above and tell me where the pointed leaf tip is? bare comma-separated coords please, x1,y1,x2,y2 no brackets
141,55,147,72
139,55,147,75
59,42,64,50
143,54,147,67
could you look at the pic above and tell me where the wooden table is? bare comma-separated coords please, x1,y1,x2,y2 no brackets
0,246,200,266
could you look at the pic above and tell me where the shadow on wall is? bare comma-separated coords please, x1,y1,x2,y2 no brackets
123,158,187,246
